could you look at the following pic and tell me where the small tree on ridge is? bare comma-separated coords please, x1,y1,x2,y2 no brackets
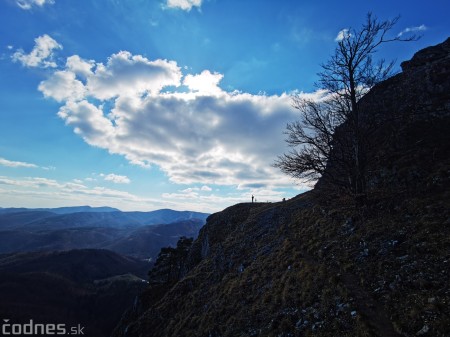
275,13,419,200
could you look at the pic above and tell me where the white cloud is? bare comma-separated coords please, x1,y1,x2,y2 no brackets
42,165,56,171
0,176,61,188
398,24,427,37
86,51,182,100
66,55,95,78
16,0,54,10
179,185,212,193
12,34,62,68
166,0,202,11
0,175,223,212
103,173,131,184
0,157,38,168
38,70,86,102
183,70,223,94
57,100,115,147
36,49,314,199
335,28,350,42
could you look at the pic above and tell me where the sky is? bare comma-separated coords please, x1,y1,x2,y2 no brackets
0,0,448,213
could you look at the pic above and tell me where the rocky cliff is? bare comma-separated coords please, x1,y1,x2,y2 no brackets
113,38,450,337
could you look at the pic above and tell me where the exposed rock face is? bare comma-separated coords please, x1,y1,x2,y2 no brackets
113,39,450,337
316,37,450,194
362,37,450,122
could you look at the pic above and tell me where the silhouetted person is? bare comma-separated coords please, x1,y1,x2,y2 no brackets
252,195,254,203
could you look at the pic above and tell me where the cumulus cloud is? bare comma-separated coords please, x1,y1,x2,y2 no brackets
0,157,38,168
335,28,350,42
66,55,95,78
103,173,131,184
86,51,182,100
57,100,115,148
183,70,223,94
166,0,202,11
38,70,86,102
34,44,315,197
12,34,62,68
398,24,427,37
16,0,54,10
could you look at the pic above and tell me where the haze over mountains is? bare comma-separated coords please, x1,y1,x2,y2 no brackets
0,206,209,259
0,205,120,214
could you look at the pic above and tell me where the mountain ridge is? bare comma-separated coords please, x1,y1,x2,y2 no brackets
0,207,209,258
112,38,450,337
0,207,209,230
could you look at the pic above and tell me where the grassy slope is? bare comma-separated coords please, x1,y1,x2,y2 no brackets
113,38,450,337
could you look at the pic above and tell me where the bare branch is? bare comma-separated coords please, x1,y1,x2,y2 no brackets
275,13,419,198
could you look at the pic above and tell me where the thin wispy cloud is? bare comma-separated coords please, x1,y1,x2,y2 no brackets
16,0,55,10
398,24,427,37
166,0,203,11
12,34,62,68
0,175,240,212
103,173,131,184
0,157,38,168
0,176,60,188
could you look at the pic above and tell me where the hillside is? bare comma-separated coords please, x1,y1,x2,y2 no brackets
113,39,450,337
0,249,149,337
0,209,208,336
0,218,203,259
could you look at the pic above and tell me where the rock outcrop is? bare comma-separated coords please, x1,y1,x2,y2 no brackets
113,38,450,337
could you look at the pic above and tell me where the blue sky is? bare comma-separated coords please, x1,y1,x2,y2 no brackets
0,0,448,212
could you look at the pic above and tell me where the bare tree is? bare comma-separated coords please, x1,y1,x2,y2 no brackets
275,13,419,199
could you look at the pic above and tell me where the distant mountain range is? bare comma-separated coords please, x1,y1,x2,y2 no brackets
0,206,209,230
0,207,209,259
0,206,210,337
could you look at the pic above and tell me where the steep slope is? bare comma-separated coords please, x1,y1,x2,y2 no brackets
113,39,450,337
